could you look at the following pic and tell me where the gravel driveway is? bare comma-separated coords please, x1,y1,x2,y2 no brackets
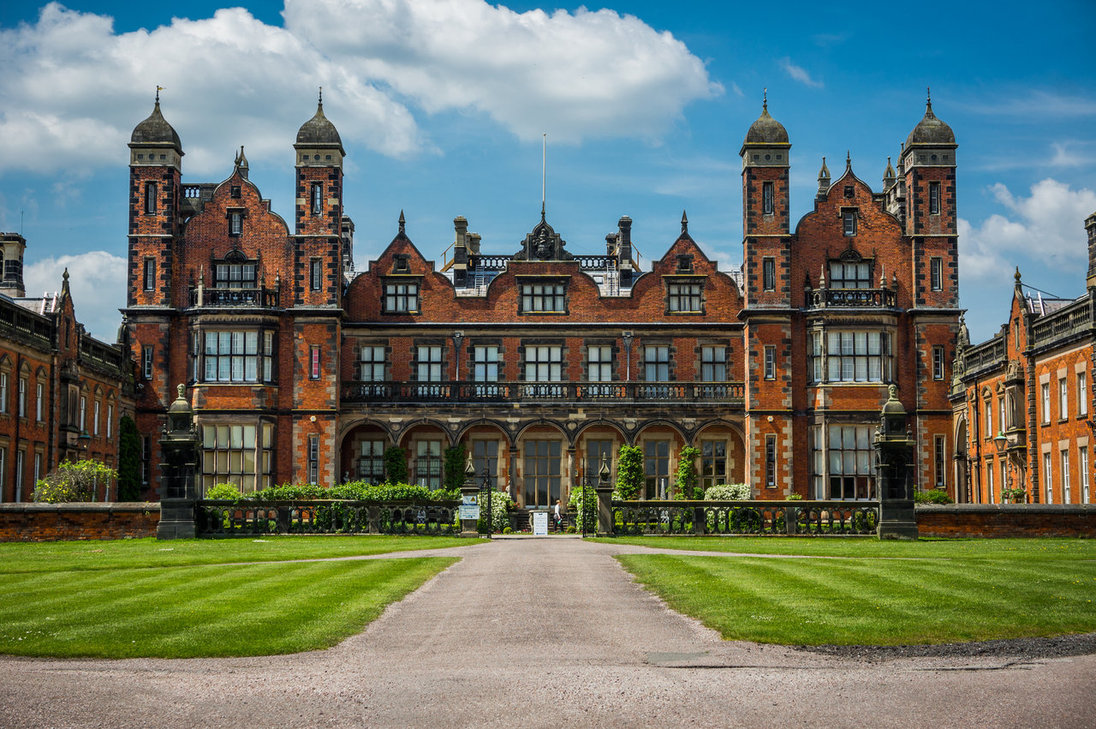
0,536,1092,728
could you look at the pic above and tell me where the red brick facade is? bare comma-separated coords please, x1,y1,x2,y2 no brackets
953,213,1096,505
126,96,958,507
0,233,133,502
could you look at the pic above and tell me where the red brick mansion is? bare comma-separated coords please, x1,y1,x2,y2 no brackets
124,94,960,506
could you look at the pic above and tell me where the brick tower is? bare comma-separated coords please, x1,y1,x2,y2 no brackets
290,94,346,486
740,95,795,496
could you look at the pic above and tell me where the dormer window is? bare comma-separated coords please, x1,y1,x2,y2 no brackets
520,280,567,314
392,254,411,274
228,210,243,236
843,185,854,199
675,254,694,274
383,278,420,313
842,210,857,236
666,279,704,313
231,186,241,199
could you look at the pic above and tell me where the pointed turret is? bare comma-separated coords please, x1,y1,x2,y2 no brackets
816,157,830,200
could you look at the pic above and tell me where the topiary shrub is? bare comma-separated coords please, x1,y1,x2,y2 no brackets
383,446,408,485
117,416,141,501
34,459,118,503
615,444,643,500
675,446,701,499
205,483,242,501
443,445,467,491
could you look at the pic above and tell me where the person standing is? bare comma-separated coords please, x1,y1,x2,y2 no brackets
553,499,563,532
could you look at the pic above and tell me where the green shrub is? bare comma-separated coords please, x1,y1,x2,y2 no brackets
914,488,954,505
786,493,803,500
675,446,701,499
477,489,511,533
34,460,118,503
615,445,643,500
242,482,456,503
205,483,242,501
117,416,141,501
443,445,467,491
502,526,513,535
383,447,408,485
704,483,752,500
568,483,598,532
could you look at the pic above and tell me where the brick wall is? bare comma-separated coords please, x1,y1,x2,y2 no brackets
0,503,160,542
916,504,1096,538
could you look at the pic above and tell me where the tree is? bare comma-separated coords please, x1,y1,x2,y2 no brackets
675,446,701,499
615,444,643,499
383,446,408,485
117,416,141,501
34,460,119,503
443,444,467,491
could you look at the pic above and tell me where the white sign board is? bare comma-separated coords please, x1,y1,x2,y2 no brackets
462,494,478,506
459,505,480,520
532,511,549,536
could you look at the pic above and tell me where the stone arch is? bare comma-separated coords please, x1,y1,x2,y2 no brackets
572,420,630,486
513,420,570,509
338,419,397,483
513,417,573,445
633,421,689,499
397,420,454,489
693,419,747,489
953,414,969,503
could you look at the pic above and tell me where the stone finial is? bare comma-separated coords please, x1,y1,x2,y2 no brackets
681,210,688,235
398,210,406,235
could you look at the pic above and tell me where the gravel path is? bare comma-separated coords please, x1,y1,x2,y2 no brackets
0,536,1093,728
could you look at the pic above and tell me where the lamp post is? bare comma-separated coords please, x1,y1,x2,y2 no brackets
482,464,492,537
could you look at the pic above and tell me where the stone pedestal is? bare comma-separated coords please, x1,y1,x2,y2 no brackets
156,384,200,540
874,385,919,540
460,483,480,538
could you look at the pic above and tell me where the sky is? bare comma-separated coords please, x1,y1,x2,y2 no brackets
0,0,1094,344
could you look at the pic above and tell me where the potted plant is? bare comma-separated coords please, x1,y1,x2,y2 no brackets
1001,487,1026,504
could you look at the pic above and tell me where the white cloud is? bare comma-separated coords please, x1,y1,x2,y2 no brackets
0,1,720,176
23,250,127,343
779,57,823,88
960,178,1096,283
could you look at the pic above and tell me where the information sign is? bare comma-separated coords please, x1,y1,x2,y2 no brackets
532,511,549,536
459,505,481,520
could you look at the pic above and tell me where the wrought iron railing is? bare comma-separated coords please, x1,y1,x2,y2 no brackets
196,500,459,536
342,380,745,405
806,287,897,309
611,500,879,536
189,287,280,308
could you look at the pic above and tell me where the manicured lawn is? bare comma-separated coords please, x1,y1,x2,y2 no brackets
0,534,472,573
611,537,1096,645
0,536,469,658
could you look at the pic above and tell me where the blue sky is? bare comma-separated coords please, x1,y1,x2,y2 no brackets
0,0,1094,343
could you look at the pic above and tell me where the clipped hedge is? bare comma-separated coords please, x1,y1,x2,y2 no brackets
237,482,458,503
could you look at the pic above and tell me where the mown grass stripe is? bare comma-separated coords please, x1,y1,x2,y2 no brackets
617,549,1096,646
0,556,457,658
